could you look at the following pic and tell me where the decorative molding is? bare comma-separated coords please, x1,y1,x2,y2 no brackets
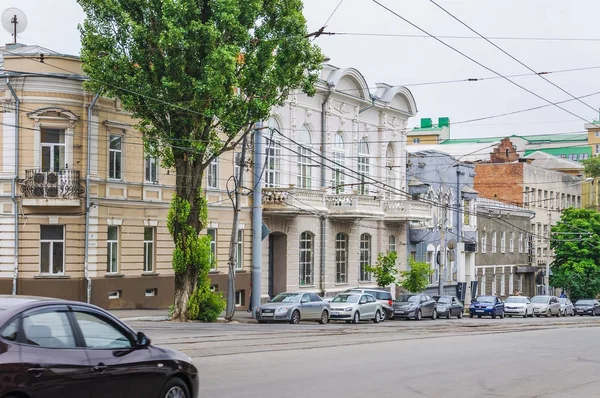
144,219,159,227
104,120,130,131
48,216,59,224
107,218,123,226
27,106,79,122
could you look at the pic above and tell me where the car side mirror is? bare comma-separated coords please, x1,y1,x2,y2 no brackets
136,331,151,348
359,300,367,305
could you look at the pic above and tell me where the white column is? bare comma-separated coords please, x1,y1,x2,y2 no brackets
65,122,74,169
33,122,41,169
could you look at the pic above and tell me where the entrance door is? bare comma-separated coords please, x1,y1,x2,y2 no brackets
268,232,287,298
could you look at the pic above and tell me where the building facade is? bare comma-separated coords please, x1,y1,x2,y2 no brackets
259,64,431,300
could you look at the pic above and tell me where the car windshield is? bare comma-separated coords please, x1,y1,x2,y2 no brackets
434,296,451,304
505,297,528,303
476,296,496,303
531,296,549,303
558,298,567,304
576,300,594,305
270,294,300,303
396,295,420,303
332,294,359,303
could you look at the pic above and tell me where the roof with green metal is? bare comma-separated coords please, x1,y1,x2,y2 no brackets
523,146,592,158
441,132,588,145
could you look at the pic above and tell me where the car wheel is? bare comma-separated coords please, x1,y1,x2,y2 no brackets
477,315,481,318
500,312,505,319
352,311,360,324
492,312,496,319
161,378,191,398
522,310,527,319
345,320,351,324
290,310,300,324
469,313,473,318
508,315,513,318
416,309,422,321
536,314,540,317
555,310,560,318
431,309,437,320
446,311,451,319
458,311,463,319
545,312,550,318
593,310,596,317
319,310,329,325
374,311,381,323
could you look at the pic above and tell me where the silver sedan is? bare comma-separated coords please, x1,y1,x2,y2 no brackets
255,292,331,324
329,293,384,324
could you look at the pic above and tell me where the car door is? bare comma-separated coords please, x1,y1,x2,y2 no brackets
19,305,91,398
0,316,25,392
451,297,461,316
310,293,324,319
367,295,378,317
359,295,372,319
420,295,430,317
299,294,314,319
496,297,503,314
71,307,161,398
595,300,600,315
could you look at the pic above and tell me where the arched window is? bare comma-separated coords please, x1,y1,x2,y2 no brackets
333,133,345,194
299,232,313,285
265,117,282,187
360,233,372,282
297,127,312,189
335,233,348,283
385,143,396,199
357,138,370,195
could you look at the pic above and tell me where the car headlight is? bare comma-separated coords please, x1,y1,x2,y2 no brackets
344,307,353,312
275,307,289,312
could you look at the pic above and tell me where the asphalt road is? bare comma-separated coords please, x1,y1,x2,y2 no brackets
128,315,600,397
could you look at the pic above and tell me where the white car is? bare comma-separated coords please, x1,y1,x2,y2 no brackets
503,296,533,318
329,293,384,324
531,295,561,317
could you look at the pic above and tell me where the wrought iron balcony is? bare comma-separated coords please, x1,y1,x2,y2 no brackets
21,169,84,206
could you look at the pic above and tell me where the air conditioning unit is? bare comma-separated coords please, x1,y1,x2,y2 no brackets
33,173,45,184
46,173,58,184
33,186,44,198
46,187,58,197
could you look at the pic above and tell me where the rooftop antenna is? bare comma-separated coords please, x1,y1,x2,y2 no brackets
2,8,27,45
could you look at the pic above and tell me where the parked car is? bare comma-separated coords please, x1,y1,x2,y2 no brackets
255,292,330,324
393,293,437,320
433,295,464,319
558,297,575,316
531,295,561,317
344,288,394,320
504,296,533,318
574,299,600,316
329,293,383,324
469,295,504,318
0,295,199,398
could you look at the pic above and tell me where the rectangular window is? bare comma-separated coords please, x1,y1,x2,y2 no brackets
463,200,470,225
500,232,506,253
143,227,155,272
207,228,217,270
481,232,486,253
537,190,542,207
492,274,496,295
236,229,243,270
412,138,420,144
299,232,313,285
40,225,64,275
360,234,372,282
336,233,348,283
481,275,486,295
107,226,119,273
509,232,514,253
235,290,245,306
109,135,122,179
509,273,514,295
596,144,600,154
145,157,158,183
543,190,548,208
427,251,437,284
500,273,505,296
518,275,523,292
207,158,218,189
388,235,396,253
519,232,523,253
41,129,65,172
265,138,281,188
492,231,497,253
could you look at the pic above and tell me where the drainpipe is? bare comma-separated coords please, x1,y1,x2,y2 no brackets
6,79,19,296
320,85,333,295
85,93,100,303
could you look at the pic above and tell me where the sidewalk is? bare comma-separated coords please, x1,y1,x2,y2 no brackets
111,308,257,323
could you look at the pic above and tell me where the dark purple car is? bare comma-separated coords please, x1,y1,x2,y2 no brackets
0,295,198,398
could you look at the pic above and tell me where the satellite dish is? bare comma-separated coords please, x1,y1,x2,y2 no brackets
2,8,27,44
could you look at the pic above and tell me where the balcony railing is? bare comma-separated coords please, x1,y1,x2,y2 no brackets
383,199,432,221
326,194,384,218
262,187,327,214
22,169,84,205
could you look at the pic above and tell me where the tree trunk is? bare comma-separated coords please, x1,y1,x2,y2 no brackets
171,157,205,322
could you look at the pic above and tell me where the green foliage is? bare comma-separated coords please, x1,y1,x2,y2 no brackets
583,157,600,179
550,208,600,301
366,251,398,288
188,285,226,322
398,257,433,294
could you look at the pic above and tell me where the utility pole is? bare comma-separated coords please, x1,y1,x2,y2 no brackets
544,209,551,295
438,202,446,296
251,121,264,316
225,135,248,321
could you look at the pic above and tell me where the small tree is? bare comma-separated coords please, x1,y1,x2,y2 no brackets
367,251,398,288
583,156,600,178
398,257,432,294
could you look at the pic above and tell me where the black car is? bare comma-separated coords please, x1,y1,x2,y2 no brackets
393,293,437,320
574,299,600,316
433,295,464,319
0,295,199,398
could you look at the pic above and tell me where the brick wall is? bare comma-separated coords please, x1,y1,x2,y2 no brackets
474,163,524,206
490,137,520,163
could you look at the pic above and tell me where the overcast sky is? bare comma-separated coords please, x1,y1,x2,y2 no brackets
3,0,600,138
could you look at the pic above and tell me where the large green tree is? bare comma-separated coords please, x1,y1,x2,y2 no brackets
78,0,322,321
367,251,398,288
398,257,432,294
550,208,600,301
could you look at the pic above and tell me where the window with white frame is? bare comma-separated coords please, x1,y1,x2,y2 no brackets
335,233,348,283
357,138,370,195
145,157,158,183
299,232,313,285
109,135,122,179
481,230,487,253
428,250,437,284
509,232,514,253
500,273,505,296
413,138,420,144
207,228,217,270
500,232,506,253
297,127,312,189
519,232,523,253
481,275,486,295
40,225,64,275
41,129,65,172
509,273,514,294
518,274,523,292
333,133,345,194
107,226,119,273
385,143,396,199
491,274,497,295
236,229,243,270
360,233,372,282
207,157,218,189
492,231,497,253
265,117,282,188
143,227,155,272
388,235,396,253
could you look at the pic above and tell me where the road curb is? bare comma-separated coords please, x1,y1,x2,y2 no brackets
120,316,170,322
